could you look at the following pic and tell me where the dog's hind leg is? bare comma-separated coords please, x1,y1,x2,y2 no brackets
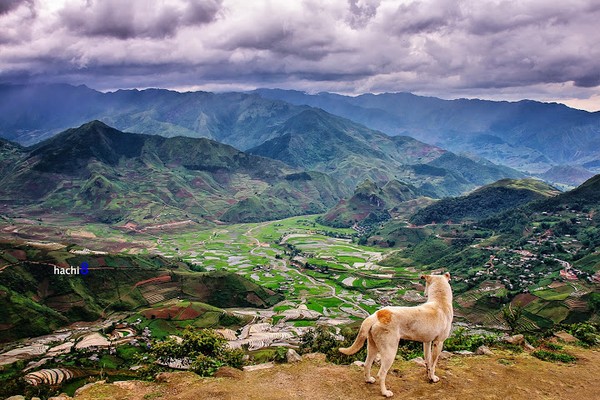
373,334,398,398
428,340,444,383
364,332,377,383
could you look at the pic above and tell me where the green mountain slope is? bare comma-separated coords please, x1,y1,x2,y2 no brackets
377,176,600,328
538,174,600,210
0,121,349,225
0,138,24,178
410,178,560,225
248,109,521,197
318,179,423,228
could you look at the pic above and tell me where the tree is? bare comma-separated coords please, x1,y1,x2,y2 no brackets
502,303,523,333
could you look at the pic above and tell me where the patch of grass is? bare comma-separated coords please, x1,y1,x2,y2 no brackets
534,286,574,301
116,345,143,361
143,392,163,399
498,358,515,366
336,256,365,265
98,354,121,369
532,350,576,363
249,348,278,364
292,320,316,327
545,342,564,351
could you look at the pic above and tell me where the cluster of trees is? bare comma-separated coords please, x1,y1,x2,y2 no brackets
148,327,244,377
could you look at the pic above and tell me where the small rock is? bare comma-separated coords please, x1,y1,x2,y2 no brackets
454,350,474,356
353,360,365,367
243,362,274,372
503,334,525,345
524,342,535,351
155,372,171,383
439,351,453,360
32,397,42,400
476,345,494,355
286,348,302,363
554,331,577,343
74,380,105,396
48,394,72,400
214,366,243,379
113,381,138,390
5,396,26,400
410,357,427,366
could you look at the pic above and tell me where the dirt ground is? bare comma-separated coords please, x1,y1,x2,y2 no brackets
73,346,600,400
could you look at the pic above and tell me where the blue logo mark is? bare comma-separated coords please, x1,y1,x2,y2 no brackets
80,261,89,275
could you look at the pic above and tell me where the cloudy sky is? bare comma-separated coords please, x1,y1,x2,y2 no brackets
1,0,599,110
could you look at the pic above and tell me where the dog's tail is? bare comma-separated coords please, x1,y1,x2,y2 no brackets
339,314,377,355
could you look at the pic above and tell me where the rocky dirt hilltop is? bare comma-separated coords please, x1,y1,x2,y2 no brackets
47,346,600,400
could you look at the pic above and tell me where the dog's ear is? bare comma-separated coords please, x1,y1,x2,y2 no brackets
444,272,451,281
420,274,427,280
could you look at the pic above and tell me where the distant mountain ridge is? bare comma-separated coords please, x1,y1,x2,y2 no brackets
2,83,597,189
0,83,307,149
0,84,524,200
255,88,600,179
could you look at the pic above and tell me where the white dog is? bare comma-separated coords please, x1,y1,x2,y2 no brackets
339,273,453,397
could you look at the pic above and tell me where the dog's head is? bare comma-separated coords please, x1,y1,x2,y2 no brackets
420,272,451,297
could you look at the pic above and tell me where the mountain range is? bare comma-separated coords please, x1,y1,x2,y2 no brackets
0,83,305,149
247,108,520,194
255,89,600,178
2,83,599,188
0,87,528,226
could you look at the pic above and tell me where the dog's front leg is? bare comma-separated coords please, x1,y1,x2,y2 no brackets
423,341,432,376
428,340,443,383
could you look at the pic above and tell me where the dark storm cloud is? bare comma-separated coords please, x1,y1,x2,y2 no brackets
0,0,599,109
384,0,458,35
184,0,223,24
347,0,381,29
0,0,28,14
573,74,600,89
59,0,222,39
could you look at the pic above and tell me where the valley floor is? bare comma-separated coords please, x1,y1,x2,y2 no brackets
70,346,599,400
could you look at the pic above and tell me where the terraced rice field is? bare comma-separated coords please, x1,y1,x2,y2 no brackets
152,216,406,320
138,282,181,304
24,368,76,386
